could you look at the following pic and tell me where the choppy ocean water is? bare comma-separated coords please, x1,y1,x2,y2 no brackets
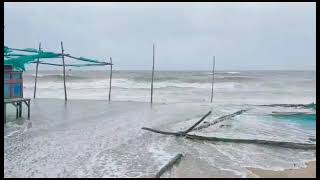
4,70,316,177
22,70,316,104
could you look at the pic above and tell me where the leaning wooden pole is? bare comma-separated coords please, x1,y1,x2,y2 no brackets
60,41,68,101
155,153,183,178
182,111,212,134
210,56,215,103
33,42,41,99
108,57,113,101
193,109,248,131
150,43,155,104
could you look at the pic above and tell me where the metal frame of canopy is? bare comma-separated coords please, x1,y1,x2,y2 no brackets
4,42,114,102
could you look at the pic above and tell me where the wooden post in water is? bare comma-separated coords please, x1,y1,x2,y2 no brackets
60,41,68,101
150,43,155,104
210,56,215,103
155,153,183,178
108,57,113,102
33,42,42,99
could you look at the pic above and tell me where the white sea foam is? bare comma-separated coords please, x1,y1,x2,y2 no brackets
227,71,241,74
24,78,241,90
6,71,315,177
4,100,316,178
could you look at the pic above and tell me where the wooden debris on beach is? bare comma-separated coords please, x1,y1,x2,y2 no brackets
258,103,316,109
180,111,212,134
192,109,248,131
155,153,184,178
141,110,315,150
271,112,315,116
142,127,316,150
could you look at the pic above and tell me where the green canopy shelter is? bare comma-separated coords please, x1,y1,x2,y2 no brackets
4,43,114,101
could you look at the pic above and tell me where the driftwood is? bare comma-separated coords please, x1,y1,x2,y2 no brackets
258,103,315,109
155,153,183,178
192,109,248,131
141,127,316,150
181,111,212,134
142,127,184,136
183,134,316,150
271,112,315,116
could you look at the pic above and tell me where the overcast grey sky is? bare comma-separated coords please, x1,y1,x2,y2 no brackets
4,2,316,71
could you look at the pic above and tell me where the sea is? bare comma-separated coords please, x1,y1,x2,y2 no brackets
23,70,316,104
4,70,316,177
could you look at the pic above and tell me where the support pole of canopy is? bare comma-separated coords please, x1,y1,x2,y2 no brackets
33,42,41,99
108,57,113,102
61,41,68,101
210,56,215,103
151,43,155,104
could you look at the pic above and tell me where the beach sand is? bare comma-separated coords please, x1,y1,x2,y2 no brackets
4,99,316,178
247,161,316,178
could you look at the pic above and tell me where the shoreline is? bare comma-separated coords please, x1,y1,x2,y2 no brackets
247,160,316,178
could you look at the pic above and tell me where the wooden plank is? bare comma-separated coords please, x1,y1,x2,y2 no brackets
271,112,315,116
192,109,248,131
184,134,316,150
142,127,316,150
142,127,184,136
181,111,212,134
155,153,183,178
258,103,315,108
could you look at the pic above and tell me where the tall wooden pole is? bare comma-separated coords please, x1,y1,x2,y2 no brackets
210,56,215,103
61,41,67,101
108,57,113,102
33,42,41,99
151,43,155,104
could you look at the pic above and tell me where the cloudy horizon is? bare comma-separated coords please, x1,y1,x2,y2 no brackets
4,2,316,71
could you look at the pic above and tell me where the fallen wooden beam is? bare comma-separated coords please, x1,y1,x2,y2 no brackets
271,112,315,116
181,111,212,134
141,127,316,150
192,109,248,131
184,134,316,150
155,153,183,178
258,103,315,109
142,127,184,136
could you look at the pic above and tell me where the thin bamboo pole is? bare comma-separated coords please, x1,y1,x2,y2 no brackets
60,41,67,101
155,153,183,178
33,43,41,99
182,111,212,134
210,56,215,103
151,43,155,104
108,57,113,101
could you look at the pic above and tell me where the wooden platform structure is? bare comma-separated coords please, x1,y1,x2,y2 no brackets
4,43,113,124
4,98,31,124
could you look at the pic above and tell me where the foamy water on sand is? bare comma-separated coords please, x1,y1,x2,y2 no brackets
4,70,316,177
